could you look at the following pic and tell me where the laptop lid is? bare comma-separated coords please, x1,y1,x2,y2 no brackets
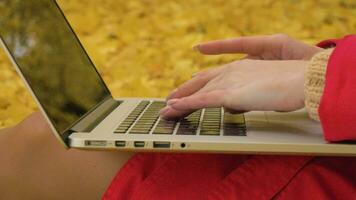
0,0,112,144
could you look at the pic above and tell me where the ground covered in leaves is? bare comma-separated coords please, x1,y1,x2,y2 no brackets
0,0,355,128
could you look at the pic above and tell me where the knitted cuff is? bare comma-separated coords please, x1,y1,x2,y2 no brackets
304,49,334,121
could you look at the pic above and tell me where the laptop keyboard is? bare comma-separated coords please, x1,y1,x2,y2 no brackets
129,101,165,134
114,101,150,134
114,101,246,136
176,110,201,135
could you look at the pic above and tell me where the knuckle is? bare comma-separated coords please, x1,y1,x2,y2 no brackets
222,89,237,108
222,90,231,107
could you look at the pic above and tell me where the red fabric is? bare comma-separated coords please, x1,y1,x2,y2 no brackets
103,36,356,200
317,38,340,48
103,154,355,200
318,35,356,141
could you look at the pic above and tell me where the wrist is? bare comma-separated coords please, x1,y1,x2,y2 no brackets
304,48,334,120
303,46,324,60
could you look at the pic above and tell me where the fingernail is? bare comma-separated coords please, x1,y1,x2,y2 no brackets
192,45,200,52
167,88,178,100
167,98,179,106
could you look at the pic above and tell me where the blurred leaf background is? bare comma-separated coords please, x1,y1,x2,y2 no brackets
0,0,355,128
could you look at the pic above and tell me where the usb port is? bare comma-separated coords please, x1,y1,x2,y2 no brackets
85,140,107,147
153,141,171,148
115,141,126,147
134,141,145,148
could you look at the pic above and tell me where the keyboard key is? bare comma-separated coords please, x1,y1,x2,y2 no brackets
115,103,247,137
129,101,165,134
114,101,149,133
152,118,177,134
200,129,220,135
200,108,221,136
223,128,246,136
176,110,202,135
224,113,245,124
153,127,175,134
130,129,151,134
223,113,246,136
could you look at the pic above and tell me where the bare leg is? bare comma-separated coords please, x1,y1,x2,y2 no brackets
0,112,134,200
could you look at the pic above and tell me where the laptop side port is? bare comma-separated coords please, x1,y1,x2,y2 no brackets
134,141,145,148
153,141,171,149
85,140,107,147
115,141,126,147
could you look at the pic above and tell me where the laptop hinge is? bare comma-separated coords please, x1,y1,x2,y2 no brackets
70,97,121,133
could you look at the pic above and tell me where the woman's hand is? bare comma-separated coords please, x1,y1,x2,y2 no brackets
160,34,320,119
160,59,307,119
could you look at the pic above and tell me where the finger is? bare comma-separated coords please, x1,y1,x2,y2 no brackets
195,34,285,56
161,90,226,119
167,66,225,100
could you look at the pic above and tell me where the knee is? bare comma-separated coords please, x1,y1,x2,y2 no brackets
3,112,57,154
18,112,52,136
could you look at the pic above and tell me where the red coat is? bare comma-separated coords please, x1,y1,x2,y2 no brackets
103,36,356,200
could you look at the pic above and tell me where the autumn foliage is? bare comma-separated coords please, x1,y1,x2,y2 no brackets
0,0,355,127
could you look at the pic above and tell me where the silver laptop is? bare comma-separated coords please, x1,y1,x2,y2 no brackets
1,0,355,156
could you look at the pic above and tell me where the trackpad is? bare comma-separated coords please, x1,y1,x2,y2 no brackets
245,110,323,136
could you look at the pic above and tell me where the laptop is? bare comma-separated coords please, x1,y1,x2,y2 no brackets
0,0,355,156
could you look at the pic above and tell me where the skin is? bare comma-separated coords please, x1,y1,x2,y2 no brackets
0,112,134,200
160,34,323,119
0,34,323,199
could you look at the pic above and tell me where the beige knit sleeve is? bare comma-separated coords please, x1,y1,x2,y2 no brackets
304,48,334,121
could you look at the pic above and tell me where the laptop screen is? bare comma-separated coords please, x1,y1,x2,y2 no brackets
0,0,111,133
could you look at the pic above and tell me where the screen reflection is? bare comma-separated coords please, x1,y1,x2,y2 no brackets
0,0,111,133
